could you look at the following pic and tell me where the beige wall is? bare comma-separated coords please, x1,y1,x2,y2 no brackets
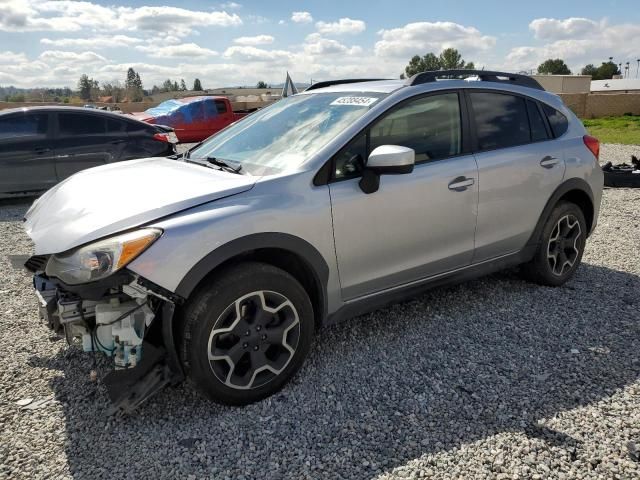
532,75,591,93
558,93,640,118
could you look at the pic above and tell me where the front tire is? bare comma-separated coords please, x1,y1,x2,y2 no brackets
181,262,314,405
521,201,587,286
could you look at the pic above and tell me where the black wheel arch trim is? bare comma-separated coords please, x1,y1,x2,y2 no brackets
174,232,329,321
526,177,595,250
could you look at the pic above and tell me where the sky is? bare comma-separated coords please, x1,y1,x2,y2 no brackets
0,0,639,89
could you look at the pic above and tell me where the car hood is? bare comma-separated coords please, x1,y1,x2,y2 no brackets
24,157,256,254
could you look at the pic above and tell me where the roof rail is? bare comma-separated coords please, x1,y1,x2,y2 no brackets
305,78,388,91
406,70,545,91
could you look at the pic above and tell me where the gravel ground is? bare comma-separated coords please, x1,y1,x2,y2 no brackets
1,148,639,479
600,143,639,165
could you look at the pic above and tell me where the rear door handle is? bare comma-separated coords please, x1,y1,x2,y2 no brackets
448,176,475,191
34,147,51,154
111,139,126,144
540,156,559,168
55,154,70,158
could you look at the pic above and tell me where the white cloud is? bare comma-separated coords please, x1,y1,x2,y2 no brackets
38,50,107,63
135,43,218,58
291,11,313,24
40,35,143,49
529,17,600,40
233,35,274,46
0,1,242,36
278,20,286,26
316,18,366,35
504,17,640,73
375,21,496,58
222,45,293,64
304,33,362,56
221,2,242,9
0,51,29,64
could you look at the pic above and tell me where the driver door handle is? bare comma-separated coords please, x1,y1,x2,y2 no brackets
540,155,559,168
448,176,475,191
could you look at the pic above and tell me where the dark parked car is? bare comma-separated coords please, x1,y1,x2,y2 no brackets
0,106,177,198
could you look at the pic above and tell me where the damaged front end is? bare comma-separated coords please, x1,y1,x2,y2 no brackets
29,257,184,414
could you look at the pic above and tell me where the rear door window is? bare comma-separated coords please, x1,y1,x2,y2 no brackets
0,113,48,140
541,104,569,138
204,100,218,118
215,100,228,114
469,92,530,151
59,113,105,136
527,100,549,142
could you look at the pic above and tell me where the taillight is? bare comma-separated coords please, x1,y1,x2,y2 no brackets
583,135,599,161
153,133,169,142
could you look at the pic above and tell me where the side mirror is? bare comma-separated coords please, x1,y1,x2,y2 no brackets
359,145,415,194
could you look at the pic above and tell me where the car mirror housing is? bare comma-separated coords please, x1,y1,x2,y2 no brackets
359,145,415,194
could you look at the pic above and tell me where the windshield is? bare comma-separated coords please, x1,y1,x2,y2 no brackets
189,92,387,175
145,99,183,116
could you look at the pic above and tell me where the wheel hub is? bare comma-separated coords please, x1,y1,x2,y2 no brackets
546,214,582,276
207,290,300,390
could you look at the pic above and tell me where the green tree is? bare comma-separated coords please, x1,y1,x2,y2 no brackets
78,74,93,101
180,79,187,91
581,64,598,77
162,79,173,92
256,80,268,88
193,78,203,91
403,48,475,78
124,68,144,101
593,61,621,80
537,58,572,75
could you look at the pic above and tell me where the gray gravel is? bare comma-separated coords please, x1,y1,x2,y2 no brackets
600,143,639,165
1,151,639,479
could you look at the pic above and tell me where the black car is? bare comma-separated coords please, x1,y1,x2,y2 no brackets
0,106,177,198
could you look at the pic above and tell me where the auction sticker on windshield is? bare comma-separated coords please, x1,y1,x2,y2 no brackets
330,97,379,107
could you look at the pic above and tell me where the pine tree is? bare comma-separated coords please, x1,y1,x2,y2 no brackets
193,78,203,91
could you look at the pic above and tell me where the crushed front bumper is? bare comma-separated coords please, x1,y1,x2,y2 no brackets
31,267,184,414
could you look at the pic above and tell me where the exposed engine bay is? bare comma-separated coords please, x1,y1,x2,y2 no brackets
30,264,184,414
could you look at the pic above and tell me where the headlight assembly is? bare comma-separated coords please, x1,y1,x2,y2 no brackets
45,229,162,285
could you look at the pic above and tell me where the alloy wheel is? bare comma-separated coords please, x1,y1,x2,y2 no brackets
207,290,300,390
546,214,582,276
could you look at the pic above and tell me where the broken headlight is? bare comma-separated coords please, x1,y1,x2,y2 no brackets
45,229,162,285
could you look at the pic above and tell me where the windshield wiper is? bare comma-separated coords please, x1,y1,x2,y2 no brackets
206,157,243,174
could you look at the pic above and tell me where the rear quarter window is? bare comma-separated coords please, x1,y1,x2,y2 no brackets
542,104,569,138
126,121,153,134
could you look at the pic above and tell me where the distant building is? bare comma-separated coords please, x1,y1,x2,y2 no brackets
531,75,591,94
591,78,640,93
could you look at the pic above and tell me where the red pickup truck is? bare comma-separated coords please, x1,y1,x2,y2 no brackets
129,96,252,143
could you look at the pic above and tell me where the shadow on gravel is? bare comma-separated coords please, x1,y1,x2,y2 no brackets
31,263,640,479
0,198,31,222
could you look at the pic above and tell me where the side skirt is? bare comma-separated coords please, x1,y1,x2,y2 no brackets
324,247,535,326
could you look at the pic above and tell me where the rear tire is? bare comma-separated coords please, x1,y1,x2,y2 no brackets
180,262,314,406
521,202,587,286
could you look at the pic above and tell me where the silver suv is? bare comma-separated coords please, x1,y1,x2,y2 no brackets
25,71,603,411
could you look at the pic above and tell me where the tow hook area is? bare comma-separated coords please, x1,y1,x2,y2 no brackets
33,274,184,414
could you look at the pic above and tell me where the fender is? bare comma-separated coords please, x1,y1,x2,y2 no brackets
174,232,329,318
525,177,594,250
